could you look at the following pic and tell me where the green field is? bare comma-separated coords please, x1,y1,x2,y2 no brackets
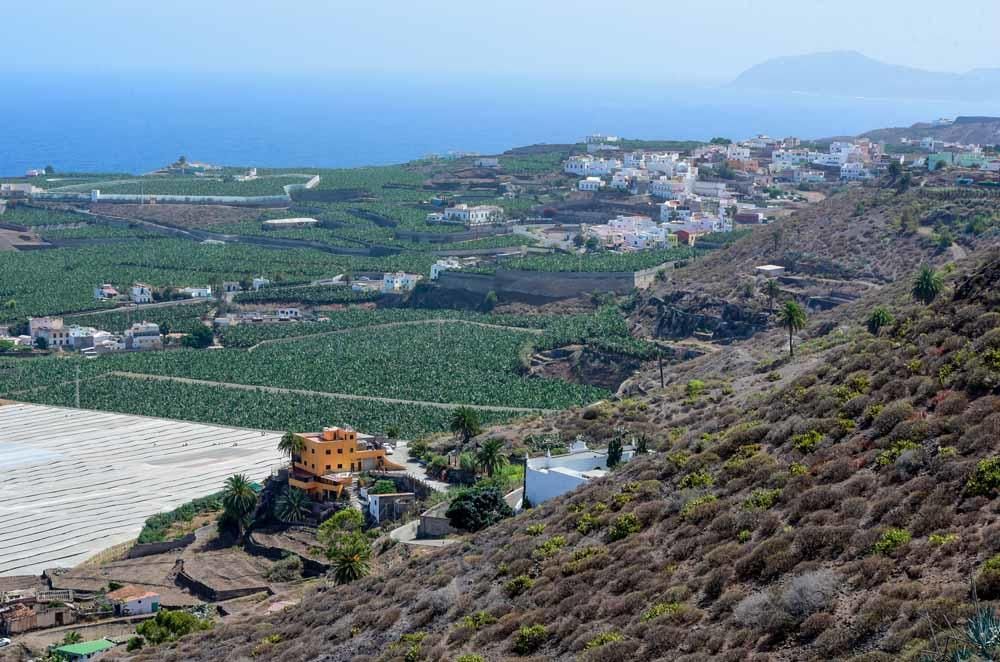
66,303,214,334
49,174,311,197
0,239,437,323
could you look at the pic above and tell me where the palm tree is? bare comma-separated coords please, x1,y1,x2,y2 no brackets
275,488,312,523
866,307,895,336
912,265,943,305
606,435,624,468
62,632,83,645
277,431,305,466
328,532,372,584
475,438,508,478
222,473,258,539
763,279,780,313
450,407,482,445
777,301,807,358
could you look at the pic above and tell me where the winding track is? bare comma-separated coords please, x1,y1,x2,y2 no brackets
0,403,284,576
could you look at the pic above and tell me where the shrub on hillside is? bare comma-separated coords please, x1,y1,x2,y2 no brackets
871,401,914,437
513,624,548,655
977,554,1000,599
446,486,514,532
872,528,912,555
966,456,1000,497
503,575,534,598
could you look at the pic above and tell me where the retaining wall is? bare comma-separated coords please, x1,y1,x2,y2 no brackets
126,534,196,559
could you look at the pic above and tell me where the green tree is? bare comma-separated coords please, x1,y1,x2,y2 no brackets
61,632,82,645
221,473,258,539
607,435,624,468
277,431,305,465
317,507,364,551
763,279,780,313
450,407,482,445
709,137,732,145
327,531,371,584
887,160,902,182
182,325,214,349
44,165,54,175
866,306,895,335
912,265,943,305
446,486,514,532
135,610,211,645
369,479,397,495
777,301,807,358
274,488,312,523
475,438,509,478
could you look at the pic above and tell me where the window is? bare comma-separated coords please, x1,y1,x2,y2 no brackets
325,449,331,455
325,465,330,471
311,448,315,454
337,448,343,454
337,464,343,469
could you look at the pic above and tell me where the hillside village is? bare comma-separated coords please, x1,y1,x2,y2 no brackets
0,120,999,662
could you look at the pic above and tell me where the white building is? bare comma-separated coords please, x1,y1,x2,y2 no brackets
29,317,70,348
434,204,504,227
840,162,872,181
106,586,160,617
525,439,635,505
124,322,162,351
473,157,499,168
252,277,271,291
131,283,153,304
692,180,728,198
431,258,461,280
564,155,622,176
178,286,212,299
382,272,422,294
727,145,751,161
261,217,319,230
755,264,786,278
578,176,605,192
646,152,680,174
277,308,300,321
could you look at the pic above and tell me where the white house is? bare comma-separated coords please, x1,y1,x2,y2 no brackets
222,281,242,293
436,204,504,227
252,277,271,291
30,317,70,348
473,157,499,168
525,439,635,505
277,308,300,321
431,258,461,280
382,272,422,294
727,145,751,161
646,152,680,174
578,176,605,192
692,180,728,198
124,322,162,351
131,283,153,304
178,286,212,299
564,155,622,176
106,586,160,617
755,264,786,278
840,162,872,181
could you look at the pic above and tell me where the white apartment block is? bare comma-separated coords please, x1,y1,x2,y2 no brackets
564,155,622,176
727,145,751,161
579,177,605,192
382,272,423,294
131,283,154,304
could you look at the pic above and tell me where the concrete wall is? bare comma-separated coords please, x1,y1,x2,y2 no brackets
525,467,589,505
435,262,675,300
126,534,195,559
417,501,457,539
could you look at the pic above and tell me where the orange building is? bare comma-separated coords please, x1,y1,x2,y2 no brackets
288,427,403,501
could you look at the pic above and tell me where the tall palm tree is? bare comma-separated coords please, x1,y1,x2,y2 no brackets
275,488,312,523
912,265,943,305
763,279,780,313
450,407,482,445
328,532,372,584
777,301,807,358
277,431,305,466
222,473,258,539
866,306,895,336
475,438,508,478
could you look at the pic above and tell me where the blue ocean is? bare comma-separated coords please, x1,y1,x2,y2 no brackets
2,72,998,175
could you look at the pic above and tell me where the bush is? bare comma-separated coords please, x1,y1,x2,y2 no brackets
533,535,567,560
872,528,911,555
966,456,1000,497
456,656,485,662
642,602,686,622
585,631,624,650
743,488,781,510
792,430,823,453
680,494,718,520
446,486,514,532
265,554,303,582
679,469,714,489
513,624,548,655
871,401,914,437
977,554,1000,599
607,513,640,542
525,523,545,536
504,575,534,598
462,611,497,630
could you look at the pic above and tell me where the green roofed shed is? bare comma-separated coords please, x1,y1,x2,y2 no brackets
54,637,116,660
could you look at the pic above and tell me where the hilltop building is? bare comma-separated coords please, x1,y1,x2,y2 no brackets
525,439,635,505
288,427,403,501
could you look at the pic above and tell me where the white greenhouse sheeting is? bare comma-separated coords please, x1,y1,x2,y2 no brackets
0,403,284,576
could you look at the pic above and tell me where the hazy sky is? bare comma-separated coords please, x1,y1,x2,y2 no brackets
6,0,999,81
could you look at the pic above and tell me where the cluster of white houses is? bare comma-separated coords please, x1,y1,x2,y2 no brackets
5,316,166,355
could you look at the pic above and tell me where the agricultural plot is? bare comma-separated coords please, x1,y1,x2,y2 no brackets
66,302,214,334
15,376,519,440
103,323,607,409
0,403,284,576
486,246,699,272
53,174,312,197
0,239,435,322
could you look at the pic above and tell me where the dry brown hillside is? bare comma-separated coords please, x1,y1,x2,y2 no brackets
121,246,1000,662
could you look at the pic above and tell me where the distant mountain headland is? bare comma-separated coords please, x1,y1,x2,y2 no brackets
730,50,1000,102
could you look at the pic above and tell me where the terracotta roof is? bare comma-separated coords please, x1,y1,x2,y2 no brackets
106,585,160,602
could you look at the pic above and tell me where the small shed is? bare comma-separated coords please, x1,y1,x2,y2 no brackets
106,585,160,616
53,638,116,661
755,264,786,277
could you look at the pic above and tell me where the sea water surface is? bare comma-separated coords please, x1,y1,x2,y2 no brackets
2,72,999,175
